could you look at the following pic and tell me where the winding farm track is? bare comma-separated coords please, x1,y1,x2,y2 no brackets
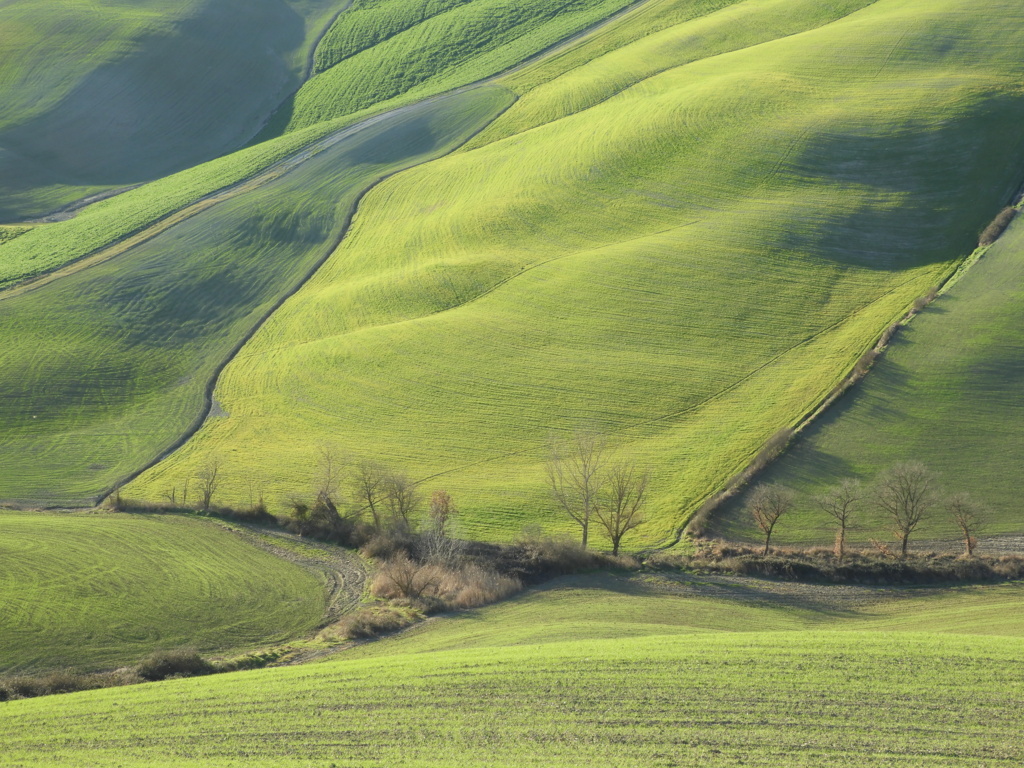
217,522,367,625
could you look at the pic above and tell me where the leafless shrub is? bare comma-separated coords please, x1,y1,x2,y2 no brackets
196,459,220,512
136,649,214,681
328,605,418,640
979,206,1016,246
948,492,987,558
372,555,444,601
381,470,421,530
349,460,387,529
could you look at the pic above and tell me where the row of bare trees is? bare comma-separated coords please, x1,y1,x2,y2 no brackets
748,461,987,559
168,433,651,555
545,430,649,555
165,450,458,542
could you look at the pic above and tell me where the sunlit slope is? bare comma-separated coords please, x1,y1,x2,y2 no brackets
260,0,639,138
0,88,510,506
130,0,1024,543
0,0,345,221
0,511,324,674
4,577,1024,766
711,216,1024,544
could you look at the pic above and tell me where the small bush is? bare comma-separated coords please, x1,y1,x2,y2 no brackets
361,528,417,560
136,649,215,682
330,605,418,640
370,556,523,611
979,206,1016,246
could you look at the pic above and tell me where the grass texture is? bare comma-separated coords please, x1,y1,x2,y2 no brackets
711,216,1024,544
127,0,1024,544
261,0,637,138
0,87,511,506
3,575,1024,765
0,510,325,674
0,0,348,221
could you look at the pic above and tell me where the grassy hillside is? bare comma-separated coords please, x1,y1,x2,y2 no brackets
3,575,1024,765
128,0,1024,544
0,87,510,506
0,0,345,221
260,0,638,138
710,214,1024,545
0,511,325,674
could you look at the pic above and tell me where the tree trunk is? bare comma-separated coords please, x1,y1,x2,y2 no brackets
762,528,772,556
581,522,588,549
612,537,620,557
900,533,909,557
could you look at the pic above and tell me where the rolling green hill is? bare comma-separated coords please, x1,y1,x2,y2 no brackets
709,214,1024,545
127,0,1024,544
0,87,509,506
0,0,347,221
259,0,640,138
3,575,1023,765
0,511,325,674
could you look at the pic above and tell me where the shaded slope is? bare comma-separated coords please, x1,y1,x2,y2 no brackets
710,215,1024,544
0,0,346,221
129,0,1024,543
0,88,511,505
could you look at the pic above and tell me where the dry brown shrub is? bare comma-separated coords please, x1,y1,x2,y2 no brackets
980,206,1016,246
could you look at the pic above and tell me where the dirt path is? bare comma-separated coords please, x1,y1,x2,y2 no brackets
216,522,367,625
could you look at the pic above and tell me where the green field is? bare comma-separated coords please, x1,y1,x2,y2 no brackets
260,0,637,138
0,0,354,221
0,511,325,674
710,214,1024,545
0,87,509,506
126,0,1024,545
3,574,1023,766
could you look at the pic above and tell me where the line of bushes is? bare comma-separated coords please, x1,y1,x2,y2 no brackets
650,542,1024,586
0,647,284,703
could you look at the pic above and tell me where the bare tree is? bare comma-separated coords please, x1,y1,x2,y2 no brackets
546,430,606,548
595,462,648,556
874,461,937,557
747,483,794,555
429,490,458,538
948,492,986,558
244,470,266,513
350,460,387,529
382,469,422,530
196,459,220,512
815,479,861,562
314,446,345,517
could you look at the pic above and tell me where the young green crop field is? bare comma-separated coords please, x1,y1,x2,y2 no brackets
0,510,326,674
260,0,639,138
3,574,1024,766
710,215,1024,545
0,87,509,506
0,0,355,222
126,0,1024,545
